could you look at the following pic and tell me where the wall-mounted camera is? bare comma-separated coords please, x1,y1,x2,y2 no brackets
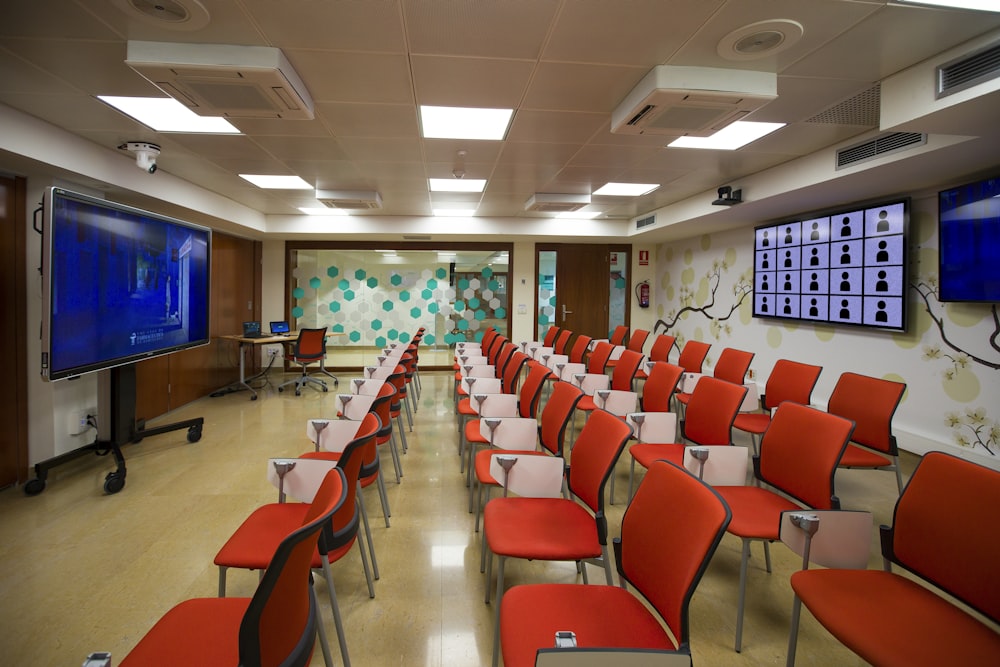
119,141,160,174
712,185,742,206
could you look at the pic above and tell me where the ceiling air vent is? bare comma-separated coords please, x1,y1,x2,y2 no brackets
835,132,926,170
937,40,1000,99
636,215,656,229
524,193,591,212
316,190,383,210
126,41,314,119
612,65,777,137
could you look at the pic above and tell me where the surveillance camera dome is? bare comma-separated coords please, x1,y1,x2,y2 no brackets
121,141,160,174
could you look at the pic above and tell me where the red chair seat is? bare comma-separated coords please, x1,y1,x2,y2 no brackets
577,395,599,412
838,443,892,468
791,568,1000,667
485,497,600,561
713,486,800,540
214,503,355,569
500,583,676,667
629,442,685,469
120,597,249,665
464,419,491,445
732,412,769,435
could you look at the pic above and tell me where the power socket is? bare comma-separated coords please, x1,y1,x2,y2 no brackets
67,410,89,435
267,347,280,358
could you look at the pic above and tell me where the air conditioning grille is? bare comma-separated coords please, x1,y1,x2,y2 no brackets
836,132,925,169
938,41,1000,98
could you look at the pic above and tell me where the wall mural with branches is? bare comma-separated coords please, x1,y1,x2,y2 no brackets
653,194,999,466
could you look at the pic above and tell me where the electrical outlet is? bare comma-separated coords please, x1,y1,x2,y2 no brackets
267,347,279,357
67,410,89,435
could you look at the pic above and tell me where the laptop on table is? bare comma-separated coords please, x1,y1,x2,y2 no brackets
242,321,264,338
269,320,291,335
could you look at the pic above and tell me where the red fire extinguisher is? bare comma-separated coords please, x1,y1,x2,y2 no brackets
636,280,650,308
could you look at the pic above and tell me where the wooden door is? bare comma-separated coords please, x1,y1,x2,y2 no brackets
555,244,611,339
0,175,28,487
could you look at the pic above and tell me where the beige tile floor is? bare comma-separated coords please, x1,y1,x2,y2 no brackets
0,361,913,666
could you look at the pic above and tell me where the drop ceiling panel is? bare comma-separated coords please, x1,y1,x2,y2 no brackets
506,109,607,144
285,51,413,104
542,0,721,66
753,77,876,125
167,134,279,161
421,140,502,164
238,0,406,52
522,62,648,112
403,0,559,59
495,141,582,167
335,136,423,163
228,117,333,139
0,52,82,95
0,1,123,40
252,135,350,162
73,0,265,45
568,143,664,168
0,39,157,97
7,93,138,133
316,103,418,138
410,55,534,108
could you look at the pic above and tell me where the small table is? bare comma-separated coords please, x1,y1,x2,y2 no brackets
220,332,298,400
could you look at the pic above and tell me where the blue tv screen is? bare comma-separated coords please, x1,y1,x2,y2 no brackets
938,175,1000,303
41,187,211,380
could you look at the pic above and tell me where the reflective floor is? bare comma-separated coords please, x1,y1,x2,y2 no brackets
0,365,912,666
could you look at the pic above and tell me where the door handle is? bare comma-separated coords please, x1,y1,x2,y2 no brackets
561,304,572,322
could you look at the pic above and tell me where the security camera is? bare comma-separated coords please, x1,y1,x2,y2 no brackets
121,141,160,174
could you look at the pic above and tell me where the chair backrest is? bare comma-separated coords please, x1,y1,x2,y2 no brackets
501,351,530,394
647,334,676,363
827,372,905,456
757,402,854,510
626,329,650,354
553,329,573,355
493,340,517,369
617,460,731,651
566,410,632,520
388,366,407,406
677,340,711,373
539,381,584,456
542,326,561,347
641,362,684,412
568,334,593,364
683,377,747,446
763,359,822,410
518,361,553,419
370,383,396,441
293,327,328,361
325,414,380,547
609,325,629,346
885,451,1000,624
712,347,754,384
610,349,644,391
586,341,614,374
239,467,346,667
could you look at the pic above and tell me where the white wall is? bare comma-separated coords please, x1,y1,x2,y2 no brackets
653,192,1000,471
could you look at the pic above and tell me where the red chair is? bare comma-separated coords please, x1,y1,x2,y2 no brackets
484,409,634,665
787,451,1000,666
278,327,330,396
712,402,854,652
674,346,754,413
567,334,593,364
120,468,346,667
576,349,644,413
497,459,731,667
609,325,629,346
733,359,822,454
676,339,710,373
542,325,561,347
627,376,747,502
553,328,573,355
605,328,648,371
634,333,676,381
827,371,907,493
639,361,684,412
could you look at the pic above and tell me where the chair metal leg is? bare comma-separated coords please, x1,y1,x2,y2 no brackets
491,556,505,667
736,538,751,652
601,545,613,584
403,392,414,429
387,432,403,482
375,472,391,527
355,524,376,599
218,566,227,597
312,586,335,667
892,456,904,493
319,559,351,667
763,540,772,573
484,547,493,603
786,595,803,666
357,485,380,582
395,414,409,453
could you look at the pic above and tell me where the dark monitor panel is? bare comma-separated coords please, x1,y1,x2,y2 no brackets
752,199,908,332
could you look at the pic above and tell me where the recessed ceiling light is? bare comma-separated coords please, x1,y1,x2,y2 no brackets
898,0,1000,11
298,207,349,215
98,96,240,133
429,178,487,193
241,174,312,189
433,209,477,217
420,105,513,140
668,121,785,150
594,183,660,197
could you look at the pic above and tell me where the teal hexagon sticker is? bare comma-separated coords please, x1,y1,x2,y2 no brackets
371,319,382,330
482,266,493,278
330,301,341,313
468,297,481,309
458,278,470,290
390,273,403,286
388,329,399,340
410,307,421,319
309,277,321,289
354,269,367,280
366,277,378,288
343,289,355,301
292,306,304,318
495,307,507,319
426,278,438,289
338,278,350,291
293,287,305,299
421,288,433,300
382,300,394,312
428,302,440,314
326,266,339,278
400,290,411,302
349,330,361,342
375,336,387,348
435,267,447,279
474,309,487,321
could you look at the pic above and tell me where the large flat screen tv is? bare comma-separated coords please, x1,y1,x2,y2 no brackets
752,198,909,332
938,175,1000,303
41,187,211,381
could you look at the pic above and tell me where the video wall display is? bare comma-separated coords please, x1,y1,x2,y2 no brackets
752,198,908,332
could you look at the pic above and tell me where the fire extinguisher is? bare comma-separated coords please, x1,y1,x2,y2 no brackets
636,280,650,308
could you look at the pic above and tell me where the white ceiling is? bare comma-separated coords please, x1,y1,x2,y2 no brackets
1,0,1000,242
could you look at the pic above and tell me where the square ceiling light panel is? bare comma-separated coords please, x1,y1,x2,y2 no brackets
240,174,313,189
420,105,514,140
668,121,784,150
98,96,240,133
428,178,487,193
594,183,660,196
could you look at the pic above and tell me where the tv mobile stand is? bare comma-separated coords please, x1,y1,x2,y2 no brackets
24,364,203,496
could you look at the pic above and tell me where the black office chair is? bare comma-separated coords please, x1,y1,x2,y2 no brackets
279,327,331,395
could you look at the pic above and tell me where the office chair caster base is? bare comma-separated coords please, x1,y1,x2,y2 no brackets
187,426,202,443
104,471,126,494
24,478,45,496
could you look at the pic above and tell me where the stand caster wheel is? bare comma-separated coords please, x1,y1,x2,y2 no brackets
251,394,258,400
187,426,202,443
104,472,126,494
24,478,46,496
278,387,284,393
